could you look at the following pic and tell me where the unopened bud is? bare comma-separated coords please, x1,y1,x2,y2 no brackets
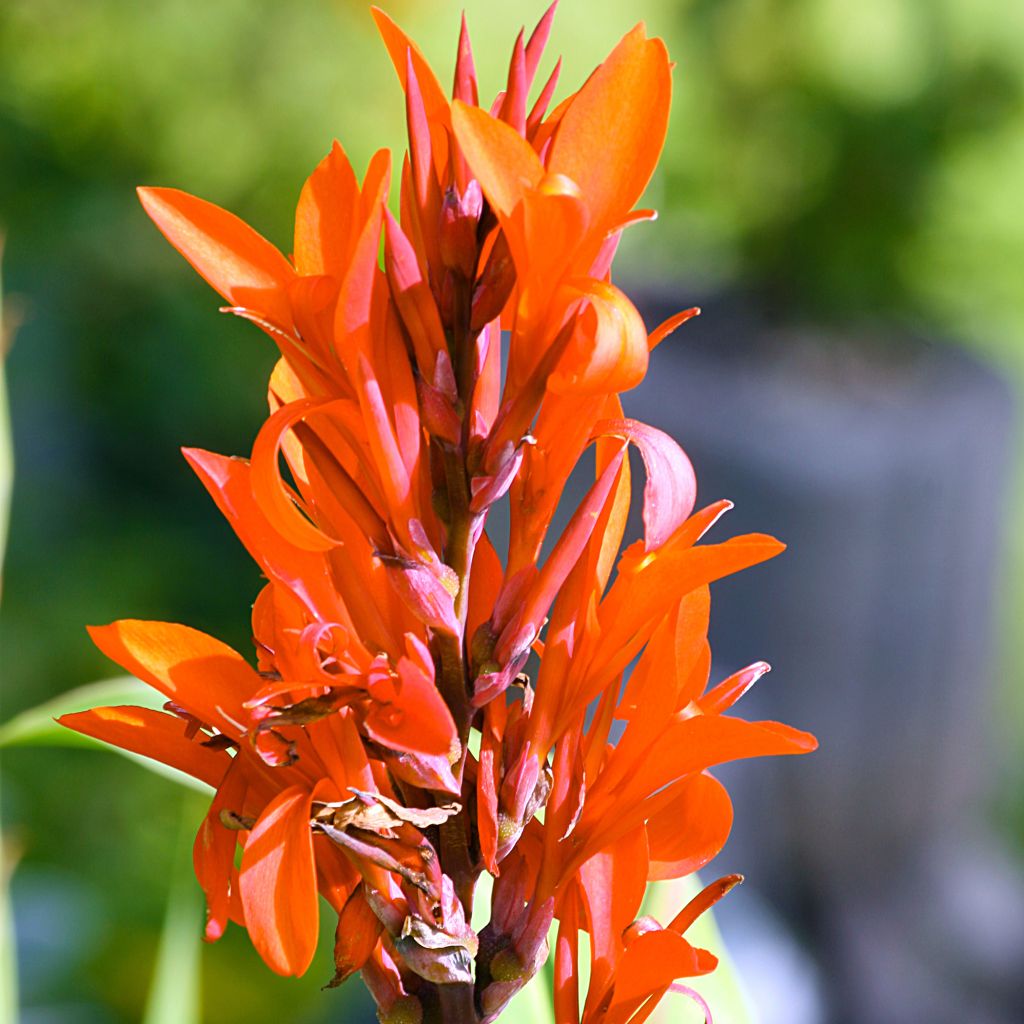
471,231,515,330
439,181,483,280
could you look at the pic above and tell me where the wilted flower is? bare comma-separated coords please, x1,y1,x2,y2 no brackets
60,6,816,1022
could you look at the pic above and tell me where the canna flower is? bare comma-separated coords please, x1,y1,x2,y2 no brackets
60,6,817,1023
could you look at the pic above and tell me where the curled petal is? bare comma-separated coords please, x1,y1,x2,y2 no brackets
183,447,346,627
250,398,338,552
646,773,733,881
592,418,697,550
551,280,648,395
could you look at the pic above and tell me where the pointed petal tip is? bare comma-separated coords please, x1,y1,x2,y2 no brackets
85,621,113,644
136,185,178,212
180,445,215,477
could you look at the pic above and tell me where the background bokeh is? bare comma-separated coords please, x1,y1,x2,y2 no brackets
2,1,1023,1021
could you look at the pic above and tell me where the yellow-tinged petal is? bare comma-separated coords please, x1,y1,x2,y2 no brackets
293,141,361,278
88,620,261,739
58,705,230,788
550,279,649,395
548,24,672,232
137,187,294,327
451,101,545,219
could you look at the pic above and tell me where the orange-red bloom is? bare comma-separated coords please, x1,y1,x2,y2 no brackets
61,7,816,1022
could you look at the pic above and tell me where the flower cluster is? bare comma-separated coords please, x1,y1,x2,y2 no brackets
61,7,816,1023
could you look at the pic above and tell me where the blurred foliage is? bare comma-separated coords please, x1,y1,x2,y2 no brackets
1,0,1022,1020
649,0,1024,352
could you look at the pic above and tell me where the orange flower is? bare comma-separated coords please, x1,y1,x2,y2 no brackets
61,8,816,1022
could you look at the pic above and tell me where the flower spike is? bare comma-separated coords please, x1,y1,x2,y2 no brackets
63,10,817,1022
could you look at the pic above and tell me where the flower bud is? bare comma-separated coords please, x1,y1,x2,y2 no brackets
439,180,483,280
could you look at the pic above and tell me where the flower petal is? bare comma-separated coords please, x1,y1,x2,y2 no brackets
363,642,456,758
239,784,320,976
608,929,716,1014
57,705,230,788
88,620,260,739
548,25,671,231
550,280,649,395
371,7,451,128
622,715,818,809
194,755,250,942
592,418,697,550
451,101,545,219
138,187,294,327
646,772,733,881
293,141,361,278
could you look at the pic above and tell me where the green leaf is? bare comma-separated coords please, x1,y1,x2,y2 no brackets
142,800,205,1024
0,240,17,1024
0,238,12,587
0,677,160,747
0,677,213,794
0,842,17,1024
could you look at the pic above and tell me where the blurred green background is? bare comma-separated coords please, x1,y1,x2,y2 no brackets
1,0,1023,1021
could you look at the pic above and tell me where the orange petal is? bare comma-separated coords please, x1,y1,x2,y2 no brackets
668,874,744,936
137,187,294,327
646,772,733,881
194,755,249,942
363,643,457,757
577,827,650,1019
58,705,230,788
591,418,696,549
548,25,671,231
183,447,344,626
550,279,648,395
371,7,451,128
249,398,340,552
293,141,361,278
648,306,700,352
239,784,320,976
624,715,818,809
608,929,716,1017
451,101,544,219
699,661,771,715
330,885,384,986
88,620,261,739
